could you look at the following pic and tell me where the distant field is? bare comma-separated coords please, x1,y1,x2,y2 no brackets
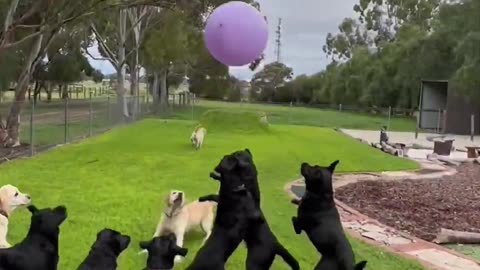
169,100,417,131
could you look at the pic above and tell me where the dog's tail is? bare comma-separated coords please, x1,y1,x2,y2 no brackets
275,242,300,270
354,261,368,270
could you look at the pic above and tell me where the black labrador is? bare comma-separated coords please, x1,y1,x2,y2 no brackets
0,205,67,270
291,161,367,270
140,233,188,270
77,228,131,270
186,156,261,270
205,149,299,270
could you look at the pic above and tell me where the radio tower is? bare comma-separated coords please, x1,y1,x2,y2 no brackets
274,18,282,63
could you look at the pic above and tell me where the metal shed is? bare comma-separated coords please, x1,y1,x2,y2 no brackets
419,80,480,135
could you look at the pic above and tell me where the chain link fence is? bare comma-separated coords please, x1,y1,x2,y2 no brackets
0,95,150,161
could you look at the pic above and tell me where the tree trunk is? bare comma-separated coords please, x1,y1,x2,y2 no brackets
152,71,159,103
159,69,168,112
46,82,52,102
61,85,69,99
5,33,43,147
129,57,139,119
28,85,32,100
115,9,129,121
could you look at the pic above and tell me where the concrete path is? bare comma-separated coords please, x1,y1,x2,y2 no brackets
284,161,480,270
341,129,480,152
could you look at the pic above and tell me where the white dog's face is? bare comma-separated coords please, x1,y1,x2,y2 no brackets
0,184,31,213
190,133,197,145
167,190,185,207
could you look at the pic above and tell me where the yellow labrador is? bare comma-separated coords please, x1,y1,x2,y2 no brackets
190,126,207,150
0,184,31,248
153,190,216,263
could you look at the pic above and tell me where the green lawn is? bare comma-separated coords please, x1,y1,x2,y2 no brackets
2,119,422,269
169,100,416,131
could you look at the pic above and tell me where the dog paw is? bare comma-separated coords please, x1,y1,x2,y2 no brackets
292,217,302,234
174,255,184,264
291,198,301,205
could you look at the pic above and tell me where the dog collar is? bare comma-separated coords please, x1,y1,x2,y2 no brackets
0,209,8,219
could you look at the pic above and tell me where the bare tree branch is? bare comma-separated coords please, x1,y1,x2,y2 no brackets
0,30,44,51
90,23,119,67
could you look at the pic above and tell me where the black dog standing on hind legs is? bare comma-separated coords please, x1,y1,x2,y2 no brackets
0,205,67,270
291,161,367,270
202,149,300,270
186,155,262,270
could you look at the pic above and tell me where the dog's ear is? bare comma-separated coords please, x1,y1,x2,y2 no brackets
165,194,172,207
27,205,39,214
235,153,251,168
139,240,151,250
219,156,237,171
354,261,367,270
173,246,188,257
328,160,340,173
245,148,252,157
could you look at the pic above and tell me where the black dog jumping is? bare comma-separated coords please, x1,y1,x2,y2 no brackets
186,153,261,270
291,161,367,270
77,228,130,270
0,205,67,270
203,149,299,270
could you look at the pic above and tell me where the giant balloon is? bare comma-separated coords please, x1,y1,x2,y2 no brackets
204,1,268,66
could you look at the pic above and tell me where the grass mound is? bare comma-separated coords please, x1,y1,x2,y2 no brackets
199,109,269,133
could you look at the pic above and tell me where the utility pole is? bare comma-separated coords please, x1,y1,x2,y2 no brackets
275,18,282,63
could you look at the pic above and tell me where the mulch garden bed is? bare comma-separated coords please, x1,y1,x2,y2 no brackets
336,163,480,241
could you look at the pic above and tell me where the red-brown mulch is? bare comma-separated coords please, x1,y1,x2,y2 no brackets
336,163,480,241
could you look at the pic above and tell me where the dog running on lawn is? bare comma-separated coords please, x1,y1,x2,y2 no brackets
202,149,299,270
291,161,367,270
77,228,131,270
190,126,207,150
0,205,67,270
186,158,261,270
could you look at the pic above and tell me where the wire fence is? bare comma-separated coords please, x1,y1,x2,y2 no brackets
3,94,476,161
0,95,151,161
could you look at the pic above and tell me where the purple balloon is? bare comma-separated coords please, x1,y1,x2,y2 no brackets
204,1,268,66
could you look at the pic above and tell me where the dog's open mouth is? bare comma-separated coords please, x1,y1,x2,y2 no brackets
173,193,183,204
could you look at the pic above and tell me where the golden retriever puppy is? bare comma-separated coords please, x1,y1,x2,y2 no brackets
190,126,207,150
152,190,216,263
0,184,31,248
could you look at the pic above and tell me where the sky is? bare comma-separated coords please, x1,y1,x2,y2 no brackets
88,1,357,81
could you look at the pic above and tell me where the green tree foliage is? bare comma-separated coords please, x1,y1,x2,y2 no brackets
91,69,104,83
250,62,293,102
288,0,480,109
